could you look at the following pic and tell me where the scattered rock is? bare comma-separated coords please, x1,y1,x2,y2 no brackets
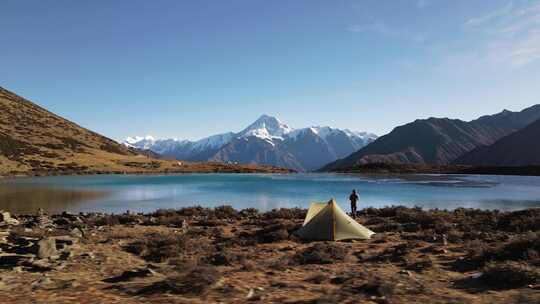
0,211,20,226
69,227,84,238
0,211,11,222
398,270,413,277
246,287,265,301
36,237,57,259
32,277,54,289
432,247,448,255
81,252,95,259
30,259,55,271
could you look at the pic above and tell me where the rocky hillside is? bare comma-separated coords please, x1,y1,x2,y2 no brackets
454,118,540,166
321,105,540,171
126,115,377,172
0,87,291,176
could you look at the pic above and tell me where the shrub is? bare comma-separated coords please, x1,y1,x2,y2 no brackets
213,205,239,219
255,220,298,243
497,209,540,232
86,214,120,226
175,206,212,217
239,208,259,218
206,250,246,266
481,261,540,289
263,208,306,220
292,243,348,265
490,232,540,262
125,232,187,262
138,266,221,296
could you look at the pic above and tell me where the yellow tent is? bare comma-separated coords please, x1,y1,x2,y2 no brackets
296,199,375,241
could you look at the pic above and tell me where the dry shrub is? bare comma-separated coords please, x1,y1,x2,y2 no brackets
367,217,402,233
480,261,540,289
314,274,396,303
263,208,306,220
150,209,178,217
368,242,415,263
497,209,540,232
117,214,143,225
292,243,348,265
362,207,540,236
151,215,187,227
255,220,298,243
455,233,540,272
206,249,246,266
138,266,221,296
305,273,328,284
239,208,259,218
85,214,120,226
175,206,213,217
213,205,239,219
405,257,434,273
124,232,186,262
482,232,540,263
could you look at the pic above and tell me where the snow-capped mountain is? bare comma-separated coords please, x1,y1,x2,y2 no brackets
124,115,377,171
239,115,293,143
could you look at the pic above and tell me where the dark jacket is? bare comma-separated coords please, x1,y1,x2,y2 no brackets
349,193,359,204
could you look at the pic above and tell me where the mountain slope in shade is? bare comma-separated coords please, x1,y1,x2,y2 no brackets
454,118,540,166
0,87,291,175
321,104,540,171
126,115,377,171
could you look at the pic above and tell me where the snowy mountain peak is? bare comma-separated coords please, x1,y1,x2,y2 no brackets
240,114,293,140
123,115,377,171
125,135,155,145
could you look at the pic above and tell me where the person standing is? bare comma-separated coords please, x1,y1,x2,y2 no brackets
349,189,359,218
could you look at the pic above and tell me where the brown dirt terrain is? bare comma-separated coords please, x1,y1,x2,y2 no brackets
0,87,291,176
0,206,538,303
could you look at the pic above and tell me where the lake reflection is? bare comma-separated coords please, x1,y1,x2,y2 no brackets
0,174,539,214
0,184,107,214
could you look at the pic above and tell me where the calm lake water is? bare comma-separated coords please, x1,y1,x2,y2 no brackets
1,173,539,214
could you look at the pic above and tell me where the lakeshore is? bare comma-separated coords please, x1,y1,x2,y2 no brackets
0,205,538,303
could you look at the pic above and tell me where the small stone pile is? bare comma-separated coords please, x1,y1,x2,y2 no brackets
32,208,55,229
0,209,84,272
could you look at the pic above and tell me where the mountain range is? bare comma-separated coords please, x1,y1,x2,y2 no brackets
3,84,538,175
454,117,540,166
0,87,289,175
322,104,540,171
125,115,377,172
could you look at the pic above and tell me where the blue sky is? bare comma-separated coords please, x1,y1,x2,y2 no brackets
2,0,540,141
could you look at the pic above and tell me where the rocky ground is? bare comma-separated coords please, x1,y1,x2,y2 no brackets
0,206,539,304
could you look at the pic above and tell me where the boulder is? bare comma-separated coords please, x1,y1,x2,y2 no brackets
37,237,57,259
30,259,55,271
69,228,84,238
0,211,19,226
0,211,11,222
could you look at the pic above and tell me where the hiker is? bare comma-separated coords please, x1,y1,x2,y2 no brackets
349,189,359,218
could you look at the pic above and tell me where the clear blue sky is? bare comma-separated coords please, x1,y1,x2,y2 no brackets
2,0,539,141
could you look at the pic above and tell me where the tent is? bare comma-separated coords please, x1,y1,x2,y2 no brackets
296,199,375,241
